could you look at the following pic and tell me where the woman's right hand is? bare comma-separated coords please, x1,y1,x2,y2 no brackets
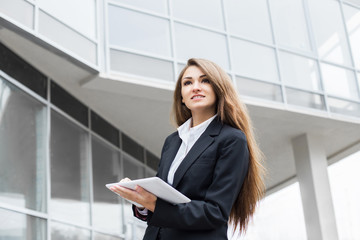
110,177,157,212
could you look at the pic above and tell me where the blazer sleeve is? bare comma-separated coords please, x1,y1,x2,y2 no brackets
146,132,249,230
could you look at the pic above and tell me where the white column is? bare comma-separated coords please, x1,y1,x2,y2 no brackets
292,133,338,240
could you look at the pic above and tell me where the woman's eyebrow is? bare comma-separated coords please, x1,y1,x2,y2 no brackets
182,74,207,80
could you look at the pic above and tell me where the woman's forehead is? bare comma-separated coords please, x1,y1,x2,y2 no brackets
182,66,205,78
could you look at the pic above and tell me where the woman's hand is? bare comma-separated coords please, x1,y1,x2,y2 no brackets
110,178,157,212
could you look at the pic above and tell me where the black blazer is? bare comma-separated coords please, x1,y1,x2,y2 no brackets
134,117,249,240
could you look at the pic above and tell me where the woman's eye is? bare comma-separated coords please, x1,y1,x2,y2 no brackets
202,79,210,83
183,81,191,86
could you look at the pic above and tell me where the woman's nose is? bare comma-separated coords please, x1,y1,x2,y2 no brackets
192,81,201,91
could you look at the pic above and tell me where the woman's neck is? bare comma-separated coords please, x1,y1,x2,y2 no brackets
191,111,216,127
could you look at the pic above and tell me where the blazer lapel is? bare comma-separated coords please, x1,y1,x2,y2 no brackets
172,117,223,188
159,134,182,182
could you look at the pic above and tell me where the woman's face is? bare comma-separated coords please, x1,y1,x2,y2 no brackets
181,66,217,116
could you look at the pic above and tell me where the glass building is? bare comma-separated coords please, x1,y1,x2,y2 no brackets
0,0,360,239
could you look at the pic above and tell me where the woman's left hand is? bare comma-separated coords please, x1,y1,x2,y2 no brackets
110,184,157,212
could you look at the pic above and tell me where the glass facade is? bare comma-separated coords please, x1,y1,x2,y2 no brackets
0,44,158,239
1,1,360,240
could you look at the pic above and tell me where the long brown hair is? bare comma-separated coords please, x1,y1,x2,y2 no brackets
172,58,265,233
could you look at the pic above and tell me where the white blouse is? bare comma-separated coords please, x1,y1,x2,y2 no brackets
167,114,217,185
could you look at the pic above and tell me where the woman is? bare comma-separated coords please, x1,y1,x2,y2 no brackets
110,58,265,240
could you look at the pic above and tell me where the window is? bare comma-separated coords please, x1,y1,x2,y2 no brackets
174,23,229,70
279,51,321,91
110,50,174,81
236,77,283,102
286,88,325,110
108,6,171,57
0,78,47,212
112,0,168,15
308,0,352,66
224,0,273,44
328,151,360,239
38,10,97,64
51,221,91,240
172,0,224,30
321,63,358,100
50,110,90,226
343,4,360,69
0,208,46,240
270,0,311,52
37,0,96,39
92,136,123,234
0,0,34,29
231,38,279,82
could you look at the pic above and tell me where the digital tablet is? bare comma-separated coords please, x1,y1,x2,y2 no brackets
106,177,191,207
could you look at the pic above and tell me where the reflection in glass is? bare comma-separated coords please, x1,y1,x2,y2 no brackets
328,151,360,240
344,4,360,69
286,88,325,110
145,150,159,171
122,133,144,163
224,0,272,43
236,77,283,102
321,63,359,99
92,136,123,234
308,0,352,66
38,10,97,64
112,0,168,15
231,38,279,82
145,168,156,178
123,154,145,180
177,63,186,75
279,51,321,91
110,49,174,81
344,0,360,7
91,111,119,147
270,0,311,52
328,97,360,117
108,6,171,57
94,232,123,240
0,0,34,29
174,23,229,70
37,0,96,38
0,43,48,99
51,81,89,127
172,0,224,30
237,183,307,239
135,225,147,240
0,78,47,212
0,208,46,240
50,110,90,226
51,221,91,240
122,154,145,239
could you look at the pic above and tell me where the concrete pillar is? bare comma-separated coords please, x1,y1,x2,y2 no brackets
292,133,338,240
